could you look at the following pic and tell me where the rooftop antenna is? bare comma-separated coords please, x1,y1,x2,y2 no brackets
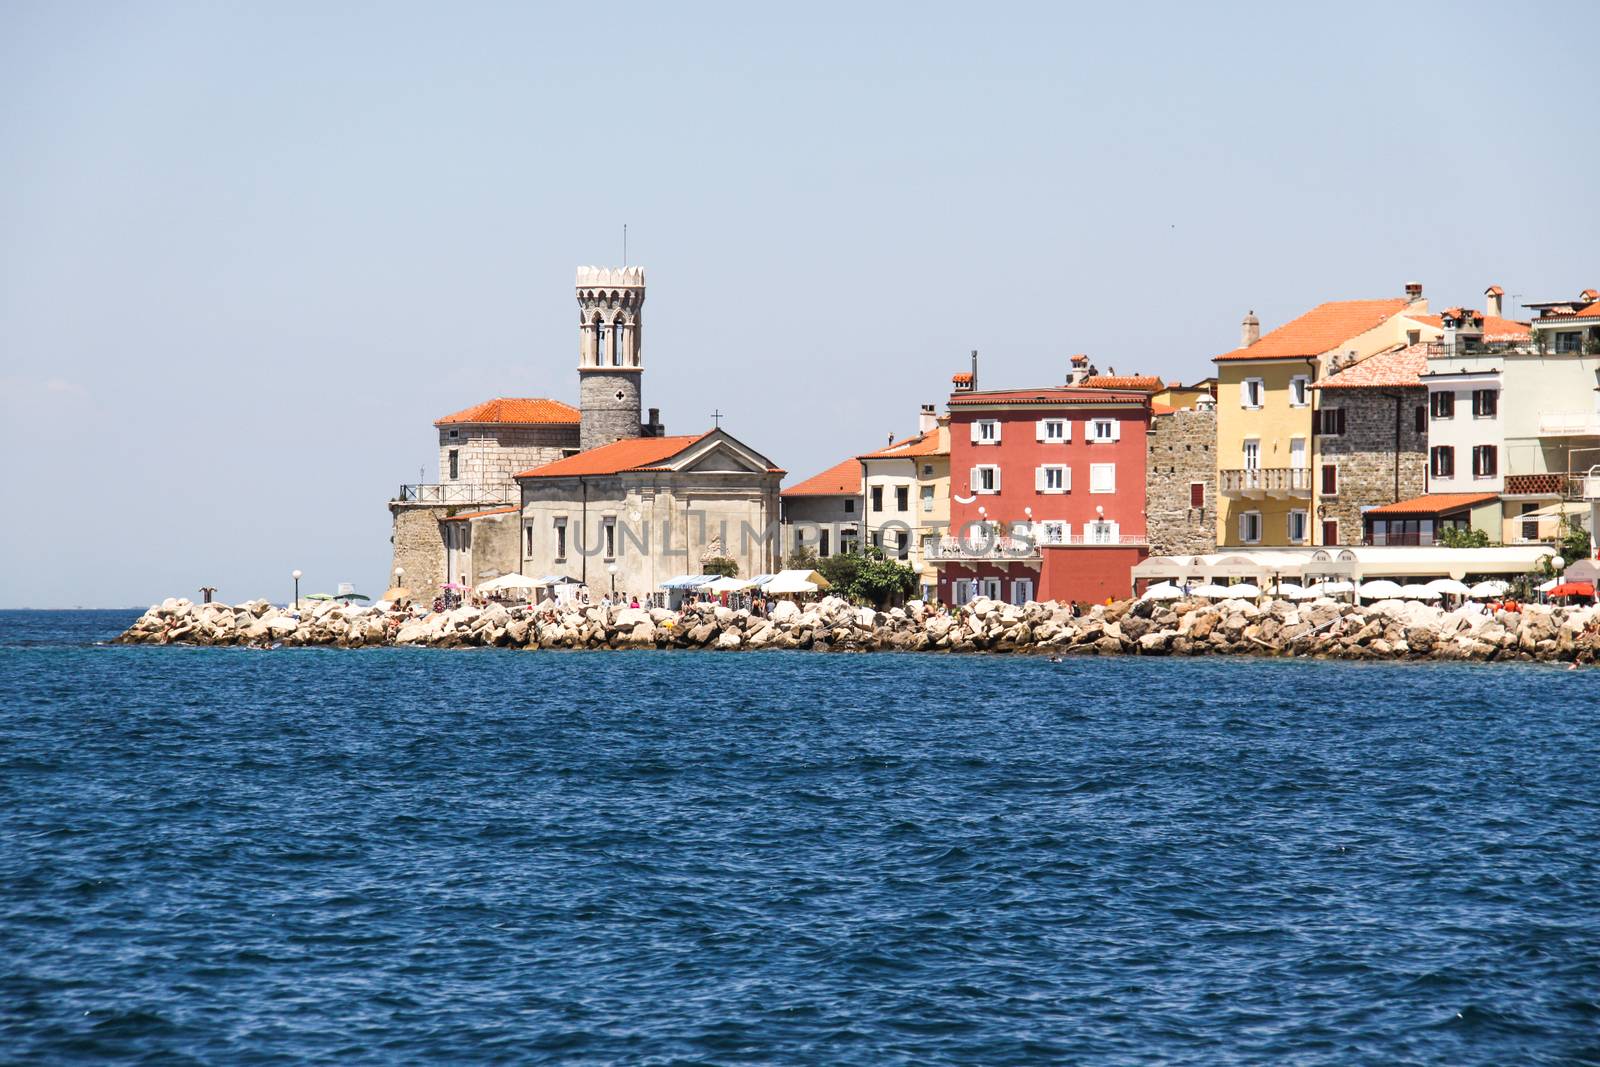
622,223,627,266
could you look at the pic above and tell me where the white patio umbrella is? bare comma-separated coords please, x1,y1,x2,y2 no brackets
1467,579,1509,598
1399,584,1442,600
1356,579,1406,600
1140,581,1185,601
1268,581,1306,599
476,573,540,595
703,576,754,593
1305,580,1355,598
1188,583,1236,599
1227,582,1262,599
1426,578,1472,597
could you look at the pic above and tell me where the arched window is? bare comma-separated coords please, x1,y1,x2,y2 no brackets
612,321,623,366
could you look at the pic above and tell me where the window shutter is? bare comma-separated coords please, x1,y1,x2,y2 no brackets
1487,446,1497,476
992,466,1001,492
1109,419,1121,441
1036,420,1047,442
992,421,1001,443
969,422,980,444
1238,513,1249,541
1190,482,1203,508
1034,466,1045,491
1063,466,1072,491
1062,420,1072,442
969,466,979,493
1107,521,1120,542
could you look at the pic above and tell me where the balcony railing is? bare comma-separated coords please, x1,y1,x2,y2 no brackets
1537,411,1600,436
927,532,1146,561
1220,467,1312,499
394,482,517,505
1364,531,1435,547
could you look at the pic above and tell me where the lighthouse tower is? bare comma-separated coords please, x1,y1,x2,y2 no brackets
576,265,659,451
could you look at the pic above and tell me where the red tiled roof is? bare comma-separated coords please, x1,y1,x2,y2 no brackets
782,457,862,497
1080,374,1164,391
948,387,1149,407
515,433,708,478
1215,298,1410,362
1485,285,1504,297
441,506,519,522
951,372,974,384
1313,345,1428,389
1150,402,1177,416
1578,301,1600,319
436,397,580,426
1365,492,1499,517
1405,313,1530,341
860,429,947,459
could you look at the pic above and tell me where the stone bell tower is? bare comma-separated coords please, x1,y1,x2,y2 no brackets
576,265,655,451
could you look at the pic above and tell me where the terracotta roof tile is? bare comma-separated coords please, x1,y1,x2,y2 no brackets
948,387,1149,407
860,429,947,459
515,433,708,478
1214,298,1410,362
1405,313,1530,341
1313,345,1428,390
436,397,580,426
1080,374,1164,391
782,457,861,497
1365,492,1499,517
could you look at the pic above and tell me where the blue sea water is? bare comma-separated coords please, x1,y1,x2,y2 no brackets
1,609,1598,1064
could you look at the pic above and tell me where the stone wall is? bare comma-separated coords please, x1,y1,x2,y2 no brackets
389,504,449,597
1145,406,1217,556
1316,388,1426,545
579,369,644,451
437,424,579,494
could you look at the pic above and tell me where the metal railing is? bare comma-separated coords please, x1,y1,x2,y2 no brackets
1219,467,1312,497
927,532,1145,560
394,483,518,505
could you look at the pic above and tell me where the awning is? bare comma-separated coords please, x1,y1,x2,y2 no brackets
762,569,832,595
660,574,718,589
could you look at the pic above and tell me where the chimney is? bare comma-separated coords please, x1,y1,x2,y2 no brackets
1404,281,1424,305
1241,310,1260,348
1484,285,1504,318
918,404,937,434
970,349,978,391
1067,353,1091,386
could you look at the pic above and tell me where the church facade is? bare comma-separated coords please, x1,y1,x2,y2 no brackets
387,266,782,597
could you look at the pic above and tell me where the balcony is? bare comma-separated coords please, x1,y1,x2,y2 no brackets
394,482,517,506
1537,411,1600,436
1220,467,1312,499
927,537,1041,562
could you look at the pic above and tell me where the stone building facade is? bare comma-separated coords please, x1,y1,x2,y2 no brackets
1144,403,1218,556
436,413,580,496
1311,346,1429,547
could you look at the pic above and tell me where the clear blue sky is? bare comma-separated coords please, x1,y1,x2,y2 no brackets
3,1,1595,607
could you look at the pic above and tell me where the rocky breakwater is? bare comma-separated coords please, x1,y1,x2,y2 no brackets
114,594,1600,664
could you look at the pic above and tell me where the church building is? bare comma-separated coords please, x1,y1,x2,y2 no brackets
387,266,783,597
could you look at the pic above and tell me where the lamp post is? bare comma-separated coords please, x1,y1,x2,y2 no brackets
291,569,302,610
607,562,618,595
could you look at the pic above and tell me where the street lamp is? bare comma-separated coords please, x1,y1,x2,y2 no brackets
607,562,618,594
292,569,302,610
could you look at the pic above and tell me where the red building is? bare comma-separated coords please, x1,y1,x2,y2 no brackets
935,379,1151,606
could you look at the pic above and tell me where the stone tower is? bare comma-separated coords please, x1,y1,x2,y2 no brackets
576,265,650,451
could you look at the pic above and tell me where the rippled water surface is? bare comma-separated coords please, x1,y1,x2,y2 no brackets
2,609,1598,1064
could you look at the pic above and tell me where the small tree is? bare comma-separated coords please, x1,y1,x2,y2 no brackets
1558,516,1591,561
816,551,865,597
702,556,739,579
850,550,919,607
785,546,821,571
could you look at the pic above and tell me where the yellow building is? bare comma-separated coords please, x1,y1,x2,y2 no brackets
1213,288,1435,547
860,410,951,601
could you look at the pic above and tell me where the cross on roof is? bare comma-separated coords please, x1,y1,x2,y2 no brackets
712,409,724,428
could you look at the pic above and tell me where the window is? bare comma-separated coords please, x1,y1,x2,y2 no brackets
1321,463,1338,496
1189,482,1205,509
920,485,934,512
1085,519,1120,544
525,524,534,557
1289,436,1306,470
1289,375,1310,407
1430,445,1455,478
448,429,459,440
603,517,616,559
843,498,855,513
1088,418,1120,442
1238,511,1262,544
1038,521,1069,545
871,486,883,512
922,465,934,477
819,529,831,556
1089,463,1116,494
973,419,1000,444
448,449,460,479
896,486,909,511
1317,408,1346,436
1322,519,1339,546
1036,418,1068,442
1241,378,1264,408
1472,445,1498,478
1556,332,1581,353
1036,465,1069,493
1243,439,1260,470
1414,406,1426,434
1472,389,1498,418
554,518,568,560
1430,391,1455,419
1287,509,1309,544
972,465,1000,494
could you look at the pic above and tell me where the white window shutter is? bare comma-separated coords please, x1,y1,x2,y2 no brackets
992,421,1001,443
1063,466,1072,491
1062,420,1072,442
1109,418,1121,441
969,422,980,444
1035,419,1047,442
1034,466,1045,491
1238,513,1248,541
969,466,979,493
992,466,1001,492
1107,521,1120,541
